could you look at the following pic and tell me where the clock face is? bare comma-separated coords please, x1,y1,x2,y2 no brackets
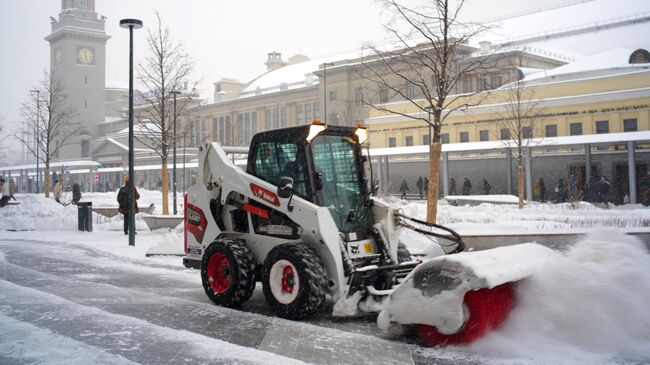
54,49,62,64
78,47,94,65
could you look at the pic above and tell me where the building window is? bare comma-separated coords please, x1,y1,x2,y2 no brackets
462,78,472,93
405,83,416,99
388,137,396,148
500,128,510,140
405,136,413,146
313,102,320,120
570,122,582,136
422,134,430,145
522,126,533,139
595,120,609,134
264,109,272,130
624,118,638,132
479,130,489,141
355,88,363,106
459,131,469,143
441,133,449,144
329,90,337,102
304,103,312,123
296,105,303,124
545,124,557,137
490,74,502,89
81,140,89,157
379,87,388,103
280,107,287,127
212,117,219,140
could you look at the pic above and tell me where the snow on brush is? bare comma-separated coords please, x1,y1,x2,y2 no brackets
415,230,650,364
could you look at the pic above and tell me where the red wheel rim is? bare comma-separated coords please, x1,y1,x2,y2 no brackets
207,253,232,294
281,265,295,294
416,282,515,346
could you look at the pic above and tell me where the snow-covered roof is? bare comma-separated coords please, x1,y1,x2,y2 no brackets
239,50,362,98
367,131,650,157
524,48,650,82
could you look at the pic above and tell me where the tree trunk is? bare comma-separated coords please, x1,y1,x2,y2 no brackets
518,165,525,209
426,142,442,224
161,157,169,215
44,166,51,198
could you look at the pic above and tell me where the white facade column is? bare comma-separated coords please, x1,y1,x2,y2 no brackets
442,152,449,196
628,141,637,204
525,147,533,201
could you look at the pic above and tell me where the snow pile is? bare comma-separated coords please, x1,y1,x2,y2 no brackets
472,230,650,364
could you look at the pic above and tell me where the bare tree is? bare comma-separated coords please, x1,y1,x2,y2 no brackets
16,71,76,197
361,0,495,223
136,11,196,215
496,79,544,208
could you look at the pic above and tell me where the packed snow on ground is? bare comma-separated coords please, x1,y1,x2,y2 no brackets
2,192,650,364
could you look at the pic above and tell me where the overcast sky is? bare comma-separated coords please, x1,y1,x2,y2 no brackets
0,0,585,129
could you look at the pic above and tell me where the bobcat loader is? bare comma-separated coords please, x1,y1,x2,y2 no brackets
183,122,555,345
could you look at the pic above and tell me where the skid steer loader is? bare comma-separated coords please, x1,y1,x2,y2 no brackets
183,122,555,345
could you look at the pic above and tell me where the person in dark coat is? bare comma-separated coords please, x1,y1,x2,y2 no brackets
600,176,610,208
117,176,140,235
555,178,567,203
449,178,457,195
462,178,472,195
482,179,491,195
416,177,424,199
424,177,429,197
539,178,546,202
399,179,410,200
72,183,82,205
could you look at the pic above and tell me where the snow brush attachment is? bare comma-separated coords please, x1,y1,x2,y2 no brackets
377,243,557,346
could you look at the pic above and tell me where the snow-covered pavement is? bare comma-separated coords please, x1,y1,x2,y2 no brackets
1,192,650,364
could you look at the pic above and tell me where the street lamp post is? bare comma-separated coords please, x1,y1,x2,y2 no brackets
120,18,143,247
322,62,334,123
29,89,41,193
170,90,181,215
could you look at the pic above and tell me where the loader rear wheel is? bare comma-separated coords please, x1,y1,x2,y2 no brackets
201,238,256,308
416,282,515,346
262,243,327,320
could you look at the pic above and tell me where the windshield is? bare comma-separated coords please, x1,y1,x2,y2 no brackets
311,134,372,235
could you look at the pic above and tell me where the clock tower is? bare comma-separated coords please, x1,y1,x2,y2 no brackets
46,0,110,160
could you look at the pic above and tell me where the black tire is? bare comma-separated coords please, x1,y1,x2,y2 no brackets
397,242,413,263
262,243,327,320
201,238,256,308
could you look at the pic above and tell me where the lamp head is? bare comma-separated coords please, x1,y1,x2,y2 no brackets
120,19,143,29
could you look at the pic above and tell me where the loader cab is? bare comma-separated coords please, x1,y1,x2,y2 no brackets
247,123,373,239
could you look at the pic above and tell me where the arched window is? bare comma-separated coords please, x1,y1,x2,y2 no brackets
629,49,650,64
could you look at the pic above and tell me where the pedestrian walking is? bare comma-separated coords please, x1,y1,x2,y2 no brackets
462,177,472,195
449,178,457,195
53,180,63,204
399,179,410,200
117,176,140,235
600,176,610,208
0,177,10,207
482,179,491,195
416,177,424,199
539,178,546,202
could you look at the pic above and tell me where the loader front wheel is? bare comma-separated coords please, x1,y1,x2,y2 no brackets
201,238,256,308
262,243,327,320
416,282,515,346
